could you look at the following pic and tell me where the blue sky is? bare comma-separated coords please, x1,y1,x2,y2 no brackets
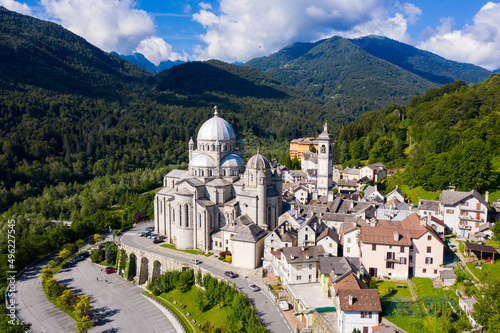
2,0,500,70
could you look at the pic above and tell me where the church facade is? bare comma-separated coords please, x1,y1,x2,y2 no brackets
154,106,283,252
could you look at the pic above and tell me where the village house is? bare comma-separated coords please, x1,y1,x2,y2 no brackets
359,162,387,182
386,185,405,203
343,167,360,181
297,215,328,246
360,214,444,279
336,289,382,333
362,185,384,203
418,199,440,218
316,227,340,256
263,220,297,261
272,245,325,284
289,137,318,160
439,187,489,238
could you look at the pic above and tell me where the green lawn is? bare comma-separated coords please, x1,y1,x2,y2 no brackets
160,244,205,255
370,279,412,298
466,260,500,281
412,278,451,298
398,185,440,203
160,288,230,331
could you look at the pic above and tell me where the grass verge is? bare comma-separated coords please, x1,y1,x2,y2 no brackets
160,244,205,255
144,292,194,333
160,288,230,332
42,284,77,321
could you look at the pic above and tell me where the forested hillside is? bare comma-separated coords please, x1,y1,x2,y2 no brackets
246,35,492,115
333,75,500,192
0,8,351,210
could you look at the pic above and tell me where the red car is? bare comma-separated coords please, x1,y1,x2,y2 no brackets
105,267,116,274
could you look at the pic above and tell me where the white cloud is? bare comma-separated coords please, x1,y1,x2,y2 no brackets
419,2,500,70
395,2,421,24
0,0,32,15
40,0,155,54
135,37,186,65
192,0,422,63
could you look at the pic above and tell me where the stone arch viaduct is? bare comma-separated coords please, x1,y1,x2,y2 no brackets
118,243,205,286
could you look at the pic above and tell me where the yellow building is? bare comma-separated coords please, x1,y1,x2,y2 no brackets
289,137,318,160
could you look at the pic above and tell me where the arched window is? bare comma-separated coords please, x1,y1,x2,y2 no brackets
185,205,189,227
172,209,175,222
208,169,212,176
223,144,227,151
268,206,272,225
201,170,204,176
321,145,326,153
194,170,197,176
179,205,182,226
207,145,209,151
198,214,202,228
230,169,234,176
218,213,222,228
251,173,254,182
212,144,215,150
223,169,226,176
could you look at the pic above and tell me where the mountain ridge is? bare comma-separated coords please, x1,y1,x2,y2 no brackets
245,35,492,114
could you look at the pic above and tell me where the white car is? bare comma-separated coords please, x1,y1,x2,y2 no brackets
248,284,260,292
278,300,290,311
190,259,200,265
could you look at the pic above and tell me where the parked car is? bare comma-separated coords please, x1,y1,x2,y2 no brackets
278,300,290,311
147,226,154,231
248,284,260,292
224,271,238,278
105,267,116,274
138,231,145,236
190,259,200,265
153,238,163,244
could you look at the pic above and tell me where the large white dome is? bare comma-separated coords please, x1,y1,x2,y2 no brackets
190,154,216,168
221,154,245,167
197,107,236,141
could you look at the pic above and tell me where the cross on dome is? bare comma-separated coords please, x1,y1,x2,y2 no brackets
214,105,218,117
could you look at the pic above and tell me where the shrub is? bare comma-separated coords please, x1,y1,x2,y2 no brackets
90,249,105,263
152,288,160,296
225,255,232,263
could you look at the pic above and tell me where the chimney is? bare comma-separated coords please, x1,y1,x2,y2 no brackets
449,185,456,191
305,253,310,259
348,294,353,306
394,231,399,242
301,245,305,252
290,254,295,260
485,191,489,203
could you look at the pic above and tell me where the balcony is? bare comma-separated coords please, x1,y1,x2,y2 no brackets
459,206,485,213
385,255,399,263
459,215,483,223
459,224,472,230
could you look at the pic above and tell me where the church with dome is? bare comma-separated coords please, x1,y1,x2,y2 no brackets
154,106,283,268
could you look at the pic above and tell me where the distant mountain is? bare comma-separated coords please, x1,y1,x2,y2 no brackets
0,7,353,209
245,36,492,114
495,68,500,73
111,52,185,74
351,35,491,85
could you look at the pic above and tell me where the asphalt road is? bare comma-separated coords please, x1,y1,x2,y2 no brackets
55,258,176,333
120,222,293,333
15,255,76,333
15,240,177,333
